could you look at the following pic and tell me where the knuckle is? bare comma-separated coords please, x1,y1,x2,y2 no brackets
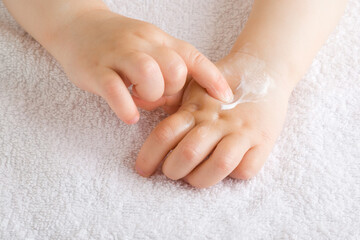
137,58,159,78
190,50,206,67
231,120,245,131
179,110,196,125
101,78,121,99
181,144,200,164
153,124,174,144
142,22,160,34
214,154,235,173
180,103,200,113
195,124,210,135
133,23,166,43
181,42,206,66
171,62,187,80
163,66,187,95
129,52,158,77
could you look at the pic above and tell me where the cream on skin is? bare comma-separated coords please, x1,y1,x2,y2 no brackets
220,56,275,110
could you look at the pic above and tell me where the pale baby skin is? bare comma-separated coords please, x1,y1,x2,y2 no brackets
136,0,347,187
4,0,347,188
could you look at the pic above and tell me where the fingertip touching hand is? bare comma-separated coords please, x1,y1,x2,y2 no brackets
135,53,292,188
54,9,233,124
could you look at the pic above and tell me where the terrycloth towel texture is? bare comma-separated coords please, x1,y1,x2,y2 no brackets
1,0,359,239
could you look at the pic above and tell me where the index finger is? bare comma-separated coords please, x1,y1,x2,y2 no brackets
173,41,234,103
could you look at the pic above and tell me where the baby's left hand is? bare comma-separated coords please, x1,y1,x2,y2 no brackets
135,53,292,188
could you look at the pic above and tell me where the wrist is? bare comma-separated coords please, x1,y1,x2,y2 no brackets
229,41,304,93
219,50,295,98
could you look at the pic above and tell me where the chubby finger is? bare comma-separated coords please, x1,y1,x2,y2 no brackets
151,47,187,96
172,41,233,102
135,110,195,177
162,123,223,180
184,133,251,188
229,144,272,180
96,68,139,124
115,52,164,102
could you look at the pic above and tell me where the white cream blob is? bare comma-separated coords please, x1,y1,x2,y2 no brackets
220,56,275,110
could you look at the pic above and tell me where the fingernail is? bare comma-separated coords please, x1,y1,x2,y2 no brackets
222,87,234,103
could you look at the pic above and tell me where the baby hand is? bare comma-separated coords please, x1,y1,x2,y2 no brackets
136,53,293,188
50,9,233,124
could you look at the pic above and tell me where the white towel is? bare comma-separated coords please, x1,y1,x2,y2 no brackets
1,0,359,239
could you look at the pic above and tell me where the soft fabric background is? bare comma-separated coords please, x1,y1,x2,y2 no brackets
0,0,359,239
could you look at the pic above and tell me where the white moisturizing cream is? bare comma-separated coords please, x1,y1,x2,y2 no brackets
220,56,275,110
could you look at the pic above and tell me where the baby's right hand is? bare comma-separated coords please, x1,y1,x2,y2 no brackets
50,9,233,124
